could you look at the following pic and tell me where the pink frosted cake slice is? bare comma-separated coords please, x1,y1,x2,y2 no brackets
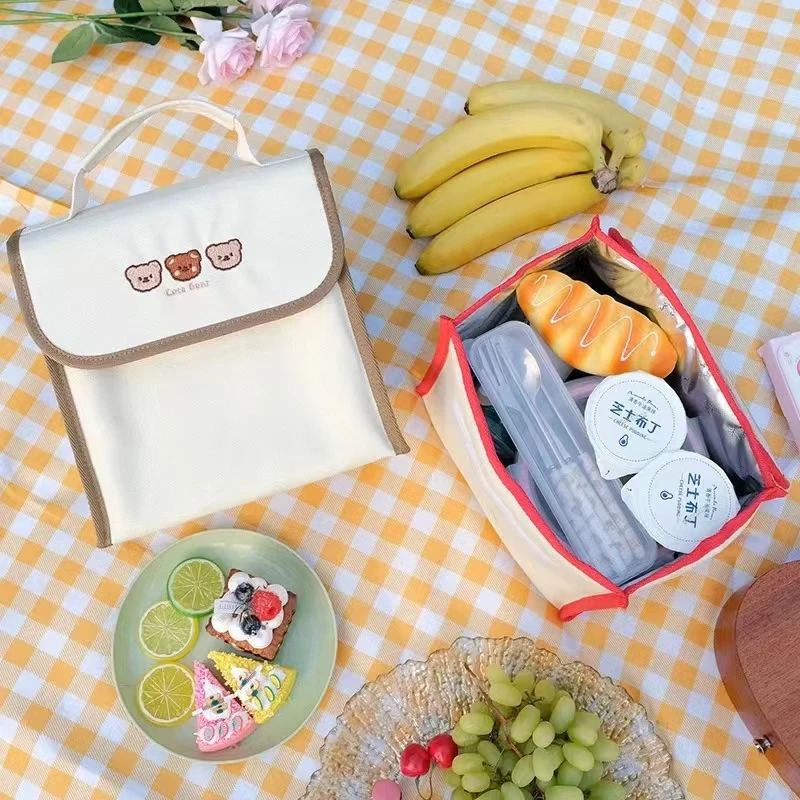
194,662,255,753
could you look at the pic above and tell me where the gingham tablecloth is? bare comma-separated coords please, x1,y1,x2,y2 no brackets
1,1,799,798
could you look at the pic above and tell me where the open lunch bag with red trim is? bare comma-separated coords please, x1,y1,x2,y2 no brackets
417,218,789,620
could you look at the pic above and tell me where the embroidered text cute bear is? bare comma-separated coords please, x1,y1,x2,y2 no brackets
165,249,202,282
125,239,243,293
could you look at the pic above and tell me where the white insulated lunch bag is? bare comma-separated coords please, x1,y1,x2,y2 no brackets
8,99,408,547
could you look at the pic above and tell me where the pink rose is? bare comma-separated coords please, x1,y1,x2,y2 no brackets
193,18,257,85
248,0,302,19
252,4,313,70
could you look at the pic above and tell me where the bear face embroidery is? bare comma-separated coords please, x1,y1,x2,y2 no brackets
165,250,202,282
125,260,162,292
206,239,242,271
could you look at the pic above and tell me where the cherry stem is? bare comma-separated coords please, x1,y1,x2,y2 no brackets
414,771,432,800
463,663,523,758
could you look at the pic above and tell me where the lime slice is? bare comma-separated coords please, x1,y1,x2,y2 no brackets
137,662,194,726
138,600,198,660
167,557,225,617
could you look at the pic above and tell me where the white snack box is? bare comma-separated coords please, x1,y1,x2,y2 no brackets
758,331,800,447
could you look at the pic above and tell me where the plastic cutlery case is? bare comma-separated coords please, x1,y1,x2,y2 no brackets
470,322,657,585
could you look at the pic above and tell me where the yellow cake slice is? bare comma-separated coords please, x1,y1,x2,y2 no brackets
209,650,296,724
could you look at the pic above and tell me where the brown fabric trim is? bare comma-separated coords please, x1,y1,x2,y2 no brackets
7,149,345,369
45,357,113,548
339,267,409,456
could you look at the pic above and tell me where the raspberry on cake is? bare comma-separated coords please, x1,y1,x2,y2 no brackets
207,569,296,660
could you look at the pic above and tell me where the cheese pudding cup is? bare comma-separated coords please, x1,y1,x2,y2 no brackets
620,450,739,553
584,372,687,480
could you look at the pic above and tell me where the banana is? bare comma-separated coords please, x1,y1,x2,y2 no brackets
617,154,647,188
466,80,647,169
407,148,593,238
394,103,614,200
416,157,645,276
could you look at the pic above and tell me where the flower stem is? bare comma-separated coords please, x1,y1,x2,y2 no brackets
90,9,195,16
115,20,199,37
0,8,206,16
0,8,248,25
0,15,64,21
0,6,73,15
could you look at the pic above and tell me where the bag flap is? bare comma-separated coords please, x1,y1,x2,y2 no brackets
8,149,343,368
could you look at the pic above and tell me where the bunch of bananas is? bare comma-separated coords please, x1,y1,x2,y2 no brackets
394,80,648,275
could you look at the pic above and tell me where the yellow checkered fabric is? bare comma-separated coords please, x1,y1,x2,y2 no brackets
1,1,799,798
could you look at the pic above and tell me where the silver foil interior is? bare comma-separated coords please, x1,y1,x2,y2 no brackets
456,236,766,585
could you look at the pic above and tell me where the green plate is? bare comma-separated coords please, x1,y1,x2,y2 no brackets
113,529,337,762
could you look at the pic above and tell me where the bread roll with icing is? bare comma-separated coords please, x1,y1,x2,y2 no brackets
516,270,678,378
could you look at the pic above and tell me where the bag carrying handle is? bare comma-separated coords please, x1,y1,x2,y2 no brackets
69,99,262,219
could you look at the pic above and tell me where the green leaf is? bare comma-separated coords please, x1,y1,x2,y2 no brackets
94,21,160,45
125,24,161,44
94,21,134,43
94,32,126,44
51,23,95,63
180,37,200,49
139,0,173,12
148,14,185,34
114,0,143,15
184,9,219,17
180,0,234,10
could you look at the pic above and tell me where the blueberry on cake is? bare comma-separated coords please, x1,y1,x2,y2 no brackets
207,569,296,660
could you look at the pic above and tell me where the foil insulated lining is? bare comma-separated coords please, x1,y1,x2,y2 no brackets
586,239,764,499
456,235,766,504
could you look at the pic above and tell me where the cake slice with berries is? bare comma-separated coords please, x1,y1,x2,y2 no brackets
206,569,296,661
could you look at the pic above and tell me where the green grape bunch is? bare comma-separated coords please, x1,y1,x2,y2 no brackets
442,665,626,800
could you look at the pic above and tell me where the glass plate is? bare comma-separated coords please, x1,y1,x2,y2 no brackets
304,636,684,799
